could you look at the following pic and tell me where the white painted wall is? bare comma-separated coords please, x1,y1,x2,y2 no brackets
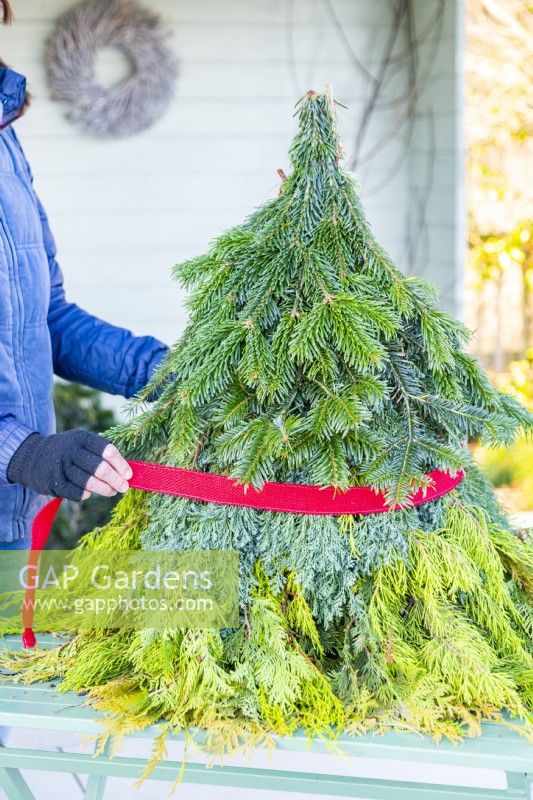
0,0,464,371
408,0,466,317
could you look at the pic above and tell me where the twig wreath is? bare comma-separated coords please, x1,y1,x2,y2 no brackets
46,0,178,137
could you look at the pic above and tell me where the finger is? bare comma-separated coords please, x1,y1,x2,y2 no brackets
94,458,129,493
85,475,119,498
102,443,133,481
57,464,91,502
82,489,92,500
71,449,108,489
76,431,110,458
72,450,105,481
72,449,129,494
67,464,118,498
54,481,85,503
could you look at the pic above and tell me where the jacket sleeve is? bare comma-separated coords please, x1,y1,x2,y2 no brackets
0,416,33,486
9,127,168,398
38,194,168,397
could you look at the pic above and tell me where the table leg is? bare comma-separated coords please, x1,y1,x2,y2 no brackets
83,739,111,800
506,771,531,798
0,766,35,800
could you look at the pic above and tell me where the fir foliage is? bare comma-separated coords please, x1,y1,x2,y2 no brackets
2,89,533,770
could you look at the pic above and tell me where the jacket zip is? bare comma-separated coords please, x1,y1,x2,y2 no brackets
0,134,36,427
0,208,35,524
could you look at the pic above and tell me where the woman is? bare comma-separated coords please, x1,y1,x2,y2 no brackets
0,0,168,550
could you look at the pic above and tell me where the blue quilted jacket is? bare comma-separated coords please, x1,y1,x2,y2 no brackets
0,68,168,542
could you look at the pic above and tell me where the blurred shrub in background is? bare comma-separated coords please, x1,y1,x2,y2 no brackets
49,381,119,549
474,353,533,515
467,0,532,516
477,436,533,513
466,0,532,371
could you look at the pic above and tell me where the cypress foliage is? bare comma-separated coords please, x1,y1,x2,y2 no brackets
4,89,533,762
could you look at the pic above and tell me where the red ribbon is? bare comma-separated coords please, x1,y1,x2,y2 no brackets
21,460,464,647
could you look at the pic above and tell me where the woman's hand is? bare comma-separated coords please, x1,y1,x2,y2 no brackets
6,429,133,502
81,440,132,499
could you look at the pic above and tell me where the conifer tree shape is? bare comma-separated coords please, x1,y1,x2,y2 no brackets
8,90,533,751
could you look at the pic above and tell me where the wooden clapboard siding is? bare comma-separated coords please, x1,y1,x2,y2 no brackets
0,0,464,362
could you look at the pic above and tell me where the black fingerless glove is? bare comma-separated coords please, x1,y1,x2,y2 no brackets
7,429,110,502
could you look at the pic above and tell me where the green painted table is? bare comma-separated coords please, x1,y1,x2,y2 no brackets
0,634,532,800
